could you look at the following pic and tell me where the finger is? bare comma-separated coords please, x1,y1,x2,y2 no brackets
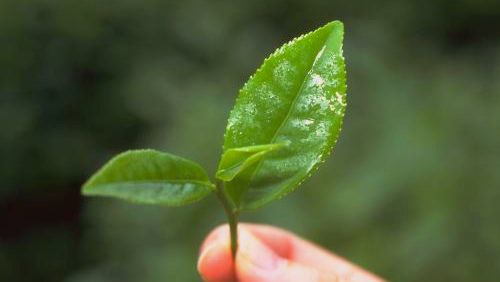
198,224,385,282
241,224,384,281
197,225,236,282
236,226,340,282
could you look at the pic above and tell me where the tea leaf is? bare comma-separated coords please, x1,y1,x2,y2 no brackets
216,143,288,182
82,150,214,206
222,21,347,210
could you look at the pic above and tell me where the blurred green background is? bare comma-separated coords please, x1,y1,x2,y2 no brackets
1,0,499,281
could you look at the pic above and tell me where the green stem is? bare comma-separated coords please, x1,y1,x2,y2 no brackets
215,180,239,259
227,208,239,259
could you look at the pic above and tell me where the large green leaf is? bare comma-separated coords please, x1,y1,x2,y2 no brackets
82,150,214,206
222,21,347,210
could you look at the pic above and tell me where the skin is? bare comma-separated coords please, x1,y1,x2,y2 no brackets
198,223,385,282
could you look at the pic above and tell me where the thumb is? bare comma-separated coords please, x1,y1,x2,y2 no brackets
197,225,235,282
236,227,339,282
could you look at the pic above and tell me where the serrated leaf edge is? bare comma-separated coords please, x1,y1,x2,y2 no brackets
240,21,347,210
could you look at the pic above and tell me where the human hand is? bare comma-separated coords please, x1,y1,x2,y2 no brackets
198,223,384,282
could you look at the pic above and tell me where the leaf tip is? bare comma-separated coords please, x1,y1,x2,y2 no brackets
81,181,98,197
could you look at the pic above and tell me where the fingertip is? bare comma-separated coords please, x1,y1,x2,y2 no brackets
198,226,235,282
200,224,228,254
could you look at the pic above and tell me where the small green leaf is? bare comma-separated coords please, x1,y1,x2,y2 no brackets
216,143,288,182
221,21,347,210
82,149,214,206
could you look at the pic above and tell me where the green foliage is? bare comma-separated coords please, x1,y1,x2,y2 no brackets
221,21,346,210
83,150,214,206
3,0,500,281
82,21,345,209
81,21,346,257
216,143,288,182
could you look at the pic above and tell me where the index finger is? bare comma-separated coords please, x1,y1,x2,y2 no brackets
242,224,384,281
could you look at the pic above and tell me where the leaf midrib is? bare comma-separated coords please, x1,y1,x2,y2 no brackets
83,180,213,206
86,179,214,189
250,36,330,167
235,30,333,208
268,50,326,145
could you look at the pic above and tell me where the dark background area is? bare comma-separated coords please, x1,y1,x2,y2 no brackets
1,0,499,281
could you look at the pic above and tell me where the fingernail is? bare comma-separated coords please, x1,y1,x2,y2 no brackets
197,242,219,274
